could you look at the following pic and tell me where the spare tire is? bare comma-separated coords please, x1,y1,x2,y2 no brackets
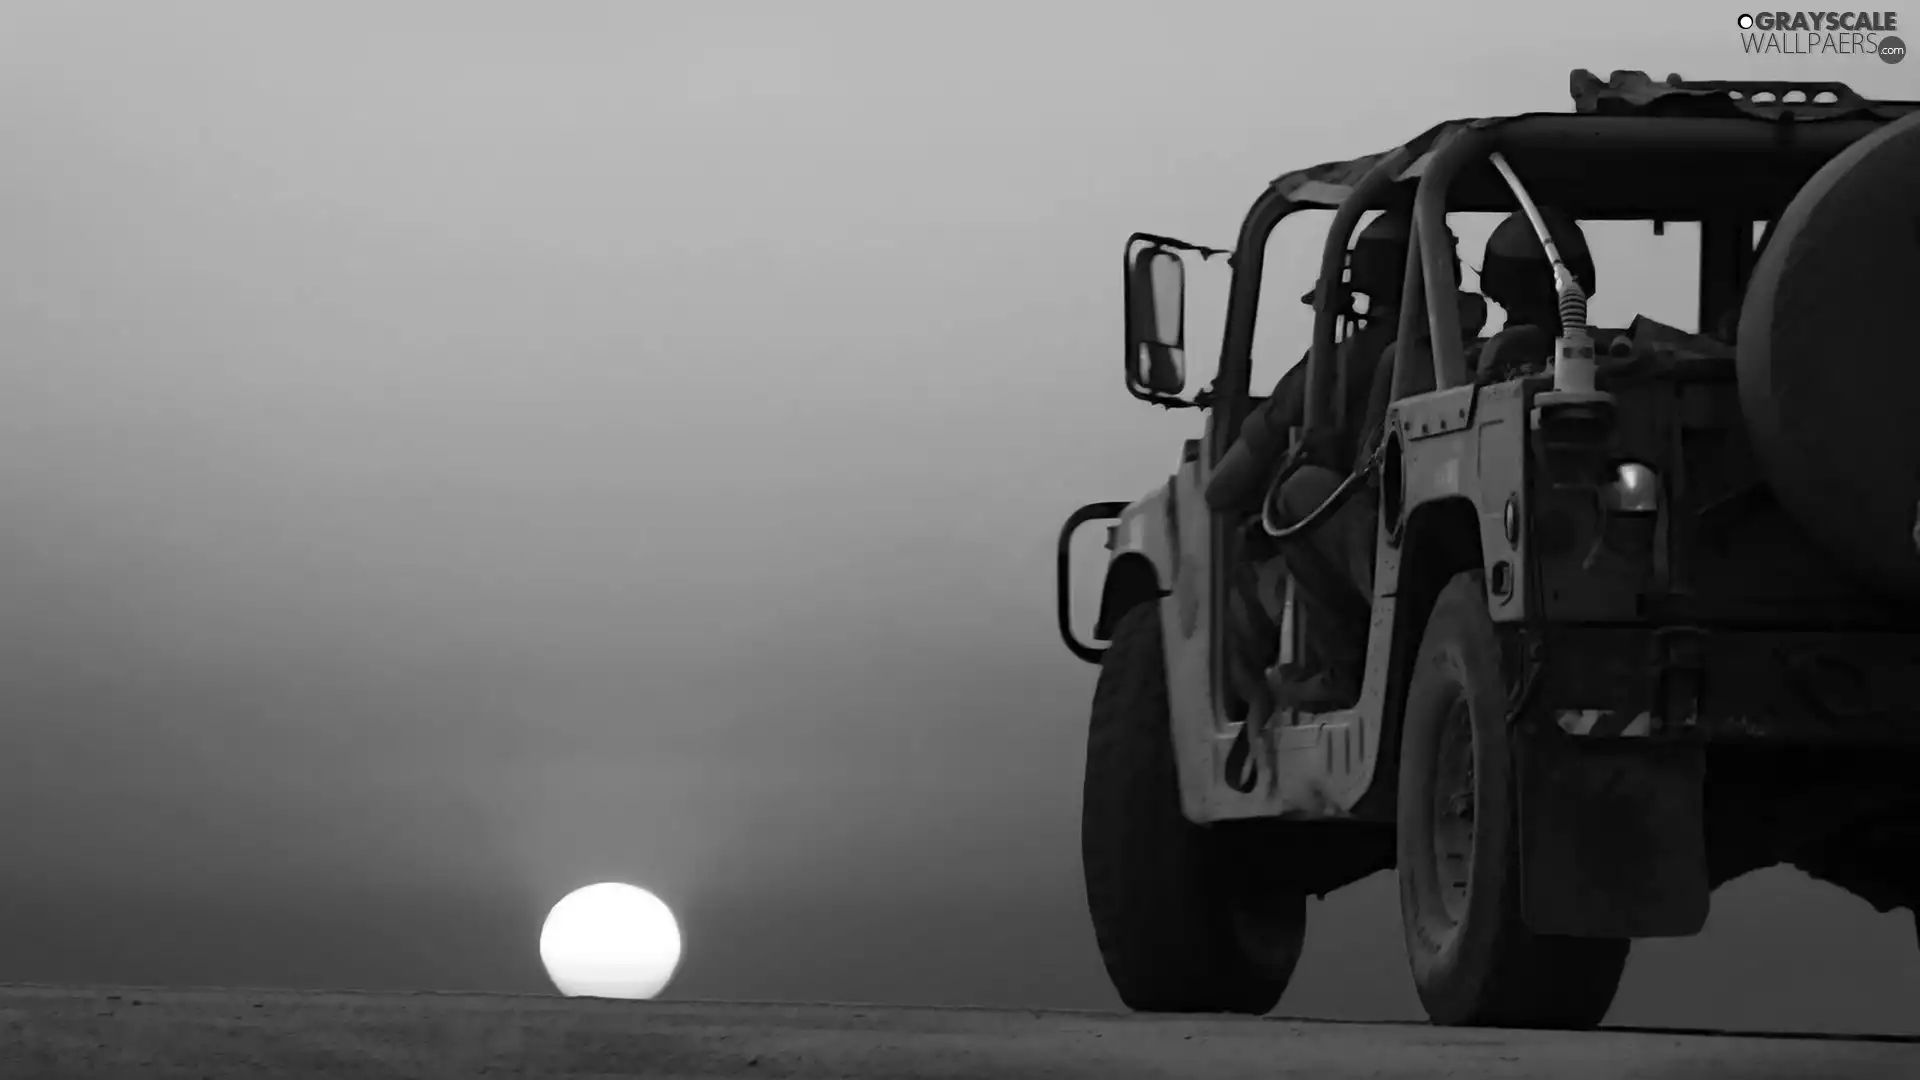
1738,109,1920,598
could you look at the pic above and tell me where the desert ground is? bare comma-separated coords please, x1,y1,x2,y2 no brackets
0,986,1916,1079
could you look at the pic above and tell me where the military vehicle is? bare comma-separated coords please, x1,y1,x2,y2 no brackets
1056,70,1920,1028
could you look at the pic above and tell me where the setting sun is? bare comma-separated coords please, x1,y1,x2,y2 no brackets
539,882,683,999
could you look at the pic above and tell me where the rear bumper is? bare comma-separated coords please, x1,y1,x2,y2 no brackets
1533,626,1920,746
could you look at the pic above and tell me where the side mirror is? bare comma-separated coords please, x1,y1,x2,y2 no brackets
1125,240,1189,402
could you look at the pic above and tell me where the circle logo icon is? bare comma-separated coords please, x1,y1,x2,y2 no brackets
1881,35,1907,63
1738,13,1755,29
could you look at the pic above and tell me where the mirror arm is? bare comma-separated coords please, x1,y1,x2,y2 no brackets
1140,389,1204,411
1133,234,1231,260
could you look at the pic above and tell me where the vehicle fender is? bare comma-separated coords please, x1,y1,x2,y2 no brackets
1096,483,1178,637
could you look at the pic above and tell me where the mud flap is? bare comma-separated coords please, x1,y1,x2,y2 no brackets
1514,724,1709,938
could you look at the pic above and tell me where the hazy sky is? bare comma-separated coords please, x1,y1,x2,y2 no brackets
2,0,1918,1034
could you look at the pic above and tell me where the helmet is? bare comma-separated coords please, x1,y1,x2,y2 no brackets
1346,211,1409,302
1346,210,1461,307
1480,208,1595,316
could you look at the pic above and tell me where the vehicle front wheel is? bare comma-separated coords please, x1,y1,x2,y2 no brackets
1396,571,1629,1028
1081,602,1304,1014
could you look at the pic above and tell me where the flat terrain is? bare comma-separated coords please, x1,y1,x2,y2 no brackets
1,986,1916,1079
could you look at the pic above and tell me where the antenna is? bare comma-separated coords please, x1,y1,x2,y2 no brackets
1487,152,1601,413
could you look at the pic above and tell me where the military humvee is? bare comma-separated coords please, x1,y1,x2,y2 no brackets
1056,70,1920,1028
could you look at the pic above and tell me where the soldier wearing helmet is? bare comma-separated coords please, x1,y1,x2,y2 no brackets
1231,208,1428,481
1253,214,1484,713
1219,208,1450,722
1344,209,1416,318
1481,205,1595,325
1475,206,1599,380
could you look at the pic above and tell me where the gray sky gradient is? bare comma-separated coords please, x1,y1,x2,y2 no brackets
2,0,1918,1033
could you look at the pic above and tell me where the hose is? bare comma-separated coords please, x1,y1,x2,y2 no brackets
1260,438,1387,540
1489,153,1589,331
1489,151,1596,394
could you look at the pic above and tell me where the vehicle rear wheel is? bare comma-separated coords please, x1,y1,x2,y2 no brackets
1396,571,1629,1028
1081,602,1304,1014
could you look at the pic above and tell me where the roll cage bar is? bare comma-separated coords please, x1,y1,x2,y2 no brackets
1210,103,1917,467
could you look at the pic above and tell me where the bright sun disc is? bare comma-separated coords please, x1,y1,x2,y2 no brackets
539,882,682,999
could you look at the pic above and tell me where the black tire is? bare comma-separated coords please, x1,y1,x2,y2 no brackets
1081,602,1303,1014
1396,571,1629,1028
